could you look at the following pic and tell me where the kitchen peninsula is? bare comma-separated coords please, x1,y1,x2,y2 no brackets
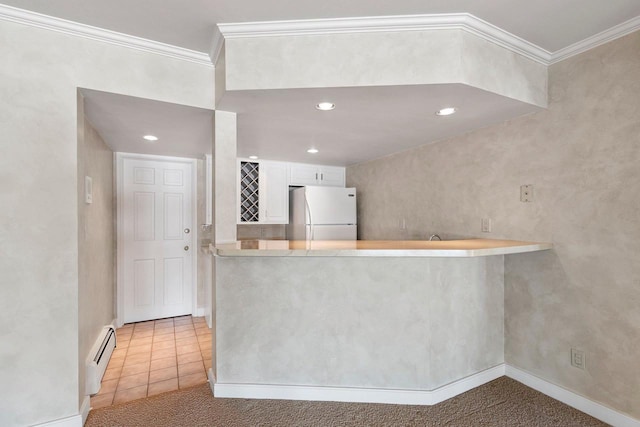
212,239,552,405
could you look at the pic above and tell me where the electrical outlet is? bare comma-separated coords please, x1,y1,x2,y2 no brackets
481,218,492,233
571,348,585,370
520,184,534,202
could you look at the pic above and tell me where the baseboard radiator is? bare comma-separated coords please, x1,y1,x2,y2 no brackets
86,325,117,395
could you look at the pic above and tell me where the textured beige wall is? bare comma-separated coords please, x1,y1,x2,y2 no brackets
0,18,213,426
225,29,546,107
213,111,238,244
237,224,286,240
215,44,227,107
217,256,504,390
226,30,462,90
461,32,547,108
77,101,115,405
347,31,640,418
197,159,214,310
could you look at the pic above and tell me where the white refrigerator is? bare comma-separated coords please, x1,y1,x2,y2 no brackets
287,186,357,240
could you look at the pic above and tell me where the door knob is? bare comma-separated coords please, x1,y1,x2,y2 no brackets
184,228,190,234
184,246,190,251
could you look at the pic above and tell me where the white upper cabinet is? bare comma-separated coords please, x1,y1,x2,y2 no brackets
289,163,345,187
289,163,318,186
237,159,290,225
238,159,345,225
317,166,346,187
260,161,289,224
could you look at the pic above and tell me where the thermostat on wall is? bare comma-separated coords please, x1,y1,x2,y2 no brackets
85,176,93,204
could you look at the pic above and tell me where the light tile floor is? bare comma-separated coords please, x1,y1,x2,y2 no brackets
90,315,212,409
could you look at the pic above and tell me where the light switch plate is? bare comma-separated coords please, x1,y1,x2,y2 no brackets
85,176,93,204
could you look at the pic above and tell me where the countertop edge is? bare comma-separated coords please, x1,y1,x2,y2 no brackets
213,241,553,258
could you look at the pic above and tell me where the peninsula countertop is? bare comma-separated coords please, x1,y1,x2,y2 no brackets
213,238,552,257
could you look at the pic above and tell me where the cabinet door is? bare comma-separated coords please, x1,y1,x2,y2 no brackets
289,164,319,186
260,161,289,224
319,166,345,187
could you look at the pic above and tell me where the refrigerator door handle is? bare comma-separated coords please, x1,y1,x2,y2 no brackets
305,195,313,241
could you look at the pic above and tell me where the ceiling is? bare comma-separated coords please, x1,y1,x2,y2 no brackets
3,0,640,53
81,89,213,158
222,85,540,166
12,2,637,164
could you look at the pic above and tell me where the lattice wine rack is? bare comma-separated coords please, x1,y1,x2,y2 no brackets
239,161,259,222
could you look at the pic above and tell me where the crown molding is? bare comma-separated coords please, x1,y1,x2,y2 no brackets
0,4,213,67
210,27,225,65
217,13,553,65
549,15,640,64
3,2,637,69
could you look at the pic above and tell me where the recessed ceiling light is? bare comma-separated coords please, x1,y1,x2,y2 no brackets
436,107,457,116
307,148,319,154
248,155,259,160
143,135,159,141
316,102,335,111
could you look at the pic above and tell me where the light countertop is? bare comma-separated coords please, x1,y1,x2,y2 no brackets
213,239,552,257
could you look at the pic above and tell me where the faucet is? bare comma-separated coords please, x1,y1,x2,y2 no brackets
429,234,442,241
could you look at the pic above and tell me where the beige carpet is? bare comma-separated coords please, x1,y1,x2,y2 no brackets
86,377,607,426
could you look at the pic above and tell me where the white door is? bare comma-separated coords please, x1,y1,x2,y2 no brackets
121,156,194,323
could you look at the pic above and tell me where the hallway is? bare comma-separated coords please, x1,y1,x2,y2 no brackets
90,315,212,409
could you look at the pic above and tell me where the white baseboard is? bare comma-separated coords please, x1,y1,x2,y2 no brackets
114,317,124,328
208,368,216,396
506,365,640,427
206,315,212,329
34,365,638,427
33,414,82,427
429,364,506,404
79,396,90,425
214,364,505,405
213,364,640,426
194,308,206,317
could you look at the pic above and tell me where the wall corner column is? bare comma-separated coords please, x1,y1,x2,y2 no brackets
212,110,237,244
